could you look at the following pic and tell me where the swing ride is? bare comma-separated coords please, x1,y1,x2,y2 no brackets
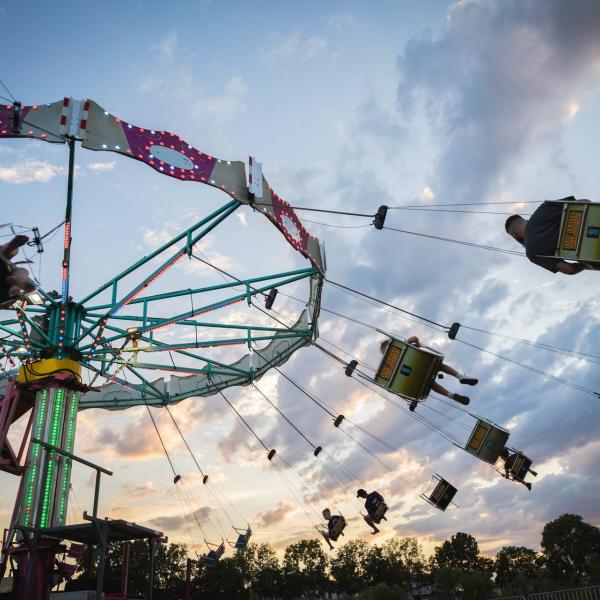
0,91,597,598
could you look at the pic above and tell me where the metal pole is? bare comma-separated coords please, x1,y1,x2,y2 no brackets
122,542,130,598
95,520,107,600
62,137,75,302
147,538,157,600
184,557,192,600
93,472,101,518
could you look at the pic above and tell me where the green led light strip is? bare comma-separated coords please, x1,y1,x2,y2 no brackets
57,392,78,525
22,389,48,526
39,388,65,528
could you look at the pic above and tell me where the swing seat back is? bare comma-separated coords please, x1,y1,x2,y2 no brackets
234,527,252,550
509,453,532,482
428,478,457,511
375,338,444,401
370,501,388,523
329,516,347,541
555,201,600,263
465,419,510,464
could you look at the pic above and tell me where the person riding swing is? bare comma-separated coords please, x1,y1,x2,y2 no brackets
357,488,387,534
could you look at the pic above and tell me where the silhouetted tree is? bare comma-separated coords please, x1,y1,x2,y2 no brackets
282,538,329,598
495,545,539,592
331,539,371,594
541,513,600,584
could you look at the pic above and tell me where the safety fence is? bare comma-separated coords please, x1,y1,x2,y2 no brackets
494,586,600,600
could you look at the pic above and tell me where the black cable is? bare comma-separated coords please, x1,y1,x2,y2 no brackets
300,219,373,229
217,388,271,452
0,79,16,102
252,202,374,219
252,382,320,451
454,337,600,399
382,225,525,257
143,402,179,477
389,201,540,208
390,207,531,216
164,402,208,479
326,278,449,330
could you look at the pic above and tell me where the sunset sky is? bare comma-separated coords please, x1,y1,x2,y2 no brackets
1,0,599,559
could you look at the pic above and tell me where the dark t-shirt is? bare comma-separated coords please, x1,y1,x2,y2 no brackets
328,515,343,533
365,491,384,512
525,197,575,272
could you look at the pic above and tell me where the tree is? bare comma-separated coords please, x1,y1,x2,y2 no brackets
461,571,495,600
282,538,329,598
357,582,410,600
331,539,372,594
247,543,282,599
431,566,462,600
541,514,600,584
495,546,539,591
432,532,491,574
193,555,250,600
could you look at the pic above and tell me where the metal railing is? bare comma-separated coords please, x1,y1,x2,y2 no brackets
495,587,600,600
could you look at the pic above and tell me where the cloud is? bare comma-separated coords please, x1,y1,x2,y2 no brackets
87,161,116,172
192,75,248,124
262,31,330,62
255,500,295,527
151,30,179,63
396,0,600,203
324,13,355,31
0,159,65,184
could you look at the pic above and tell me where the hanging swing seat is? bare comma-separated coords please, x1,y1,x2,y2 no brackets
328,516,347,541
231,525,252,550
545,201,600,265
464,418,510,464
369,500,389,524
202,541,225,567
422,475,457,511
375,336,444,401
506,451,533,482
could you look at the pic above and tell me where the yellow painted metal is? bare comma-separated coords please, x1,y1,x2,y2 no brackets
556,202,600,262
374,337,444,401
464,419,509,464
17,359,81,385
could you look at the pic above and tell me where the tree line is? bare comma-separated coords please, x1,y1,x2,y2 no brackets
73,513,600,599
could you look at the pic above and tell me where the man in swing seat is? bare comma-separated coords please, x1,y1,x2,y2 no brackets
320,508,346,551
499,448,537,491
505,197,599,274
380,337,478,407
357,488,387,534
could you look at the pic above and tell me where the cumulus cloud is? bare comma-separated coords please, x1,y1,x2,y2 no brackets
396,0,600,202
192,75,248,125
255,500,295,527
0,159,65,184
87,161,116,172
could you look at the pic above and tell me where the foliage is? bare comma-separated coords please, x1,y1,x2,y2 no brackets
541,513,600,584
71,513,600,598
494,545,539,592
432,532,492,574
282,538,329,598
356,582,410,600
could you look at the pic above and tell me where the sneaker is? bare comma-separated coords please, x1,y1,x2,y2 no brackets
525,482,532,491
453,394,470,405
409,401,418,412
459,376,478,386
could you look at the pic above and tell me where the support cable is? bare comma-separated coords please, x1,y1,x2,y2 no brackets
382,225,524,256
252,383,320,452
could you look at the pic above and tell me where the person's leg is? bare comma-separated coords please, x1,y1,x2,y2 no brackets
440,363,478,386
364,514,379,534
322,532,334,550
432,382,469,406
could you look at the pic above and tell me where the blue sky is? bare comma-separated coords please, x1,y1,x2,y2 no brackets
1,0,600,558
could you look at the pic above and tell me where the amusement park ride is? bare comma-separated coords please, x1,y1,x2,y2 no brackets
0,92,578,597
0,96,325,598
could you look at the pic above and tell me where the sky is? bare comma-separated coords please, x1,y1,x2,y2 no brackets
1,0,600,560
